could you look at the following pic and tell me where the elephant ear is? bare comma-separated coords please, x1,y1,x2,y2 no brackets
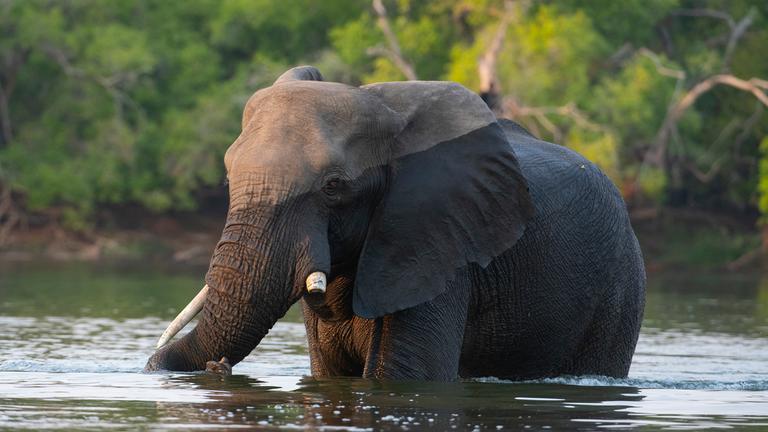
274,65,324,84
353,82,534,319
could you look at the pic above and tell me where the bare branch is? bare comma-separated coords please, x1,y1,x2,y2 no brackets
657,21,675,58
634,48,686,170
653,74,768,169
371,0,417,80
41,44,142,120
638,48,685,80
672,75,768,119
685,158,724,183
671,7,756,72
733,101,764,151
534,112,561,142
671,8,735,28
478,0,515,111
607,42,635,66
690,103,764,185
504,98,606,133
723,8,756,71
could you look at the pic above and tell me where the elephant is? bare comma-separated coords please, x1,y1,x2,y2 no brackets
144,66,646,381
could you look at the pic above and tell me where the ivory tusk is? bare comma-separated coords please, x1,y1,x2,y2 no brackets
156,284,209,349
306,272,326,294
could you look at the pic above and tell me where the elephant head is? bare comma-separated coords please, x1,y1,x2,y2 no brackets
144,66,533,372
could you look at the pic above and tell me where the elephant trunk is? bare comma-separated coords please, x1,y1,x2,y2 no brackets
144,289,275,371
145,207,303,372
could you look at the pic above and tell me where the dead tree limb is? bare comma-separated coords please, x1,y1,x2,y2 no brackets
371,0,417,80
477,0,515,112
671,8,756,72
648,74,768,171
723,8,756,70
661,74,768,138
638,48,685,80
671,8,735,26
684,101,763,183
41,44,143,121
504,98,606,137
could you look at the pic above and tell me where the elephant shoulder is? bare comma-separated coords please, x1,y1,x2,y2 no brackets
500,123,626,221
497,118,536,139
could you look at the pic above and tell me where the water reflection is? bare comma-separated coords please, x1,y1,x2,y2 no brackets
1,263,768,429
3,372,767,430
147,374,649,430
644,271,768,336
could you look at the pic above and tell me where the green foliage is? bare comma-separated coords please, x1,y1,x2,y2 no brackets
330,14,383,79
331,2,455,82
636,166,668,203
590,54,679,153
1,0,767,229
555,0,679,47
566,129,620,182
499,6,608,105
0,1,295,228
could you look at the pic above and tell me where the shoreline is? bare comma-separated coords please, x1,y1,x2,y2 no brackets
0,207,763,273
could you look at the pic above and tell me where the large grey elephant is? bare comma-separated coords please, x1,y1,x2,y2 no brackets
145,66,645,381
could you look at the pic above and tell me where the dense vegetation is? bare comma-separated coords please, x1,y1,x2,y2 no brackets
0,0,766,232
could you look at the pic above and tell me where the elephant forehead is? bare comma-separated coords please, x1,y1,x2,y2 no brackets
244,82,379,131
227,83,391,179
225,127,336,183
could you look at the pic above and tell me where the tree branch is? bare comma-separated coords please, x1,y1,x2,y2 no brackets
685,158,724,183
371,0,417,80
671,8,735,27
653,74,768,170
638,48,685,80
41,44,142,120
671,7,756,72
671,75,768,120
723,8,756,71
504,99,606,134
477,0,515,111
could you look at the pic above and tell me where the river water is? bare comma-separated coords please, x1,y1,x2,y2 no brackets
0,261,767,430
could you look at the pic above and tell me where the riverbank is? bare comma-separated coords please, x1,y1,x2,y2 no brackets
0,212,222,267
0,207,763,273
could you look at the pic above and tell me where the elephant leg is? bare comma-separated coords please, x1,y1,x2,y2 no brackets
570,252,645,378
362,278,470,381
302,301,367,377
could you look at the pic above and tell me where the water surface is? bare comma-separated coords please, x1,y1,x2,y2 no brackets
1,262,767,430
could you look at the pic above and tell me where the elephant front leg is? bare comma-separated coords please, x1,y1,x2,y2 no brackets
363,280,470,381
302,301,367,377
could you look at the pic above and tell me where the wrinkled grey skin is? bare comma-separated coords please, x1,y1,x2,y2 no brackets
145,66,645,381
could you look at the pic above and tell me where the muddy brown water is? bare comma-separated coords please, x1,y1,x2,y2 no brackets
1,261,767,430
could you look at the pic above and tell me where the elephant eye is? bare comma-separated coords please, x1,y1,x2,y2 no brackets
322,178,342,196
